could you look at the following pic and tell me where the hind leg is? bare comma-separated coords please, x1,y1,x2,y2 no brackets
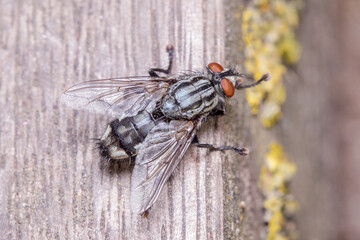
192,135,248,155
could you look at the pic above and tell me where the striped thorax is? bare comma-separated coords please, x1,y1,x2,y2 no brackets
160,75,219,120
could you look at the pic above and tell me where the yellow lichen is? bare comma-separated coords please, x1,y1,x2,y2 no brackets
238,1,300,238
260,143,298,240
242,0,301,127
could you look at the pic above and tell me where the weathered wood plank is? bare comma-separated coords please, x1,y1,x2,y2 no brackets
222,1,265,239
281,0,342,239
0,0,251,239
2,0,350,239
337,0,360,238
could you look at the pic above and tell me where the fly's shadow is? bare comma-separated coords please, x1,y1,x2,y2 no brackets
99,158,134,176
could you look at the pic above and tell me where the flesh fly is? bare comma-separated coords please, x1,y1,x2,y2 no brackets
61,45,270,216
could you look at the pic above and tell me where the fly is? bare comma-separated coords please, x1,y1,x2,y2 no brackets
61,45,270,216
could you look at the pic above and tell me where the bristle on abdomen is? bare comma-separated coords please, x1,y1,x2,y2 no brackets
98,125,129,161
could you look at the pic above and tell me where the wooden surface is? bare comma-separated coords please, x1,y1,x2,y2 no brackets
1,0,353,240
222,1,265,239
282,0,342,239
337,0,360,239
0,0,264,239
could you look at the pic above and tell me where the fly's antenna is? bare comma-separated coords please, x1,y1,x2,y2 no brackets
235,73,271,89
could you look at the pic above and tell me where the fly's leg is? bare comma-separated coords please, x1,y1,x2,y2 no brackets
141,210,149,218
196,102,247,154
148,44,174,77
195,143,249,155
192,136,249,155
209,100,226,116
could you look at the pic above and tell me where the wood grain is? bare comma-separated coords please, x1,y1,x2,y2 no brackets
281,0,342,239
0,0,252,239
2,0,347,239
336,1,360,239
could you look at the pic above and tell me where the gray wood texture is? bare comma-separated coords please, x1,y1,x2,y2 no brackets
0,0,259,239
282,1,342,239
336,1,360,239
0,0,349,239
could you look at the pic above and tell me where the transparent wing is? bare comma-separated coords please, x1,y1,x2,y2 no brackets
130,118,203,215
61,76,173,118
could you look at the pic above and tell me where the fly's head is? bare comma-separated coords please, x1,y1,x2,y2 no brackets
207,62,271,99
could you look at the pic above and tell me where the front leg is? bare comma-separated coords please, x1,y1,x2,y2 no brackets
192,136,248,155
148,44,174,77
209,99,226,116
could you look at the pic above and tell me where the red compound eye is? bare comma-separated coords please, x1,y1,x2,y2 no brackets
220,78,235,98
208,62,224,73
